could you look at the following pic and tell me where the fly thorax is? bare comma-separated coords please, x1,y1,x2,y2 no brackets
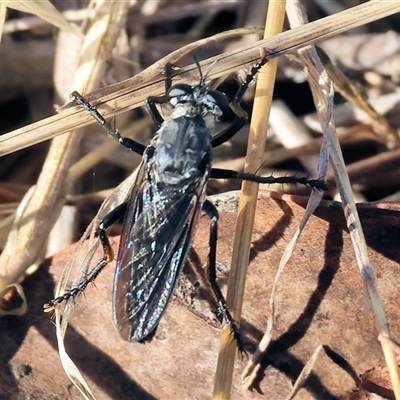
152,115,212,185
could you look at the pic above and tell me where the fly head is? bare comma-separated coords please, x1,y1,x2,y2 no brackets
168,83,230,119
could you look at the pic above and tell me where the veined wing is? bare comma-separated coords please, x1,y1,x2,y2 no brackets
112,165,205,342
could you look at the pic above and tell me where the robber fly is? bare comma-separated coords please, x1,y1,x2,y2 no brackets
44,51,326,348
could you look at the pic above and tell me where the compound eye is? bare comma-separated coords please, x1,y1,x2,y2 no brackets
206,90,230,113
168,84,193,100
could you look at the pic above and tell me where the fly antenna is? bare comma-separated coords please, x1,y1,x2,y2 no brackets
193,55,218,86
193,55,204,85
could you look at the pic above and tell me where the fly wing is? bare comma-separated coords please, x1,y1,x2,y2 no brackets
112,167,204,342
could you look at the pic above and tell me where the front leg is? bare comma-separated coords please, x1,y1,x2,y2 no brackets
145,63,176,128
71,92,146,155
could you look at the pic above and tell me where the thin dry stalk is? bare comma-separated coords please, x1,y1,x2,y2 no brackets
284,1,400,398
7,0,82,37
285,345,324,400
0,2,129,315
269,100,320,172
318,48,400,148
1,1,399,157
3,8,95,34
212,2,286,399
49,3,130,398
0,2,6,44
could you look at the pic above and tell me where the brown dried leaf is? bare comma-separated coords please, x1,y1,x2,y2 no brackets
1,190,400,399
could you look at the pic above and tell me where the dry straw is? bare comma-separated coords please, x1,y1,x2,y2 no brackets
213,1,287,399
1,1,400,399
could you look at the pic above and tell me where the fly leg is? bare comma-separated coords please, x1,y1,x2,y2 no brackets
210,168,328,191
71,91,146,155
211,49,270,148
43,203,128,312
145,63,176,128
231,49,269,109
210,50,328,190
211,117,247,148
202,200,245,352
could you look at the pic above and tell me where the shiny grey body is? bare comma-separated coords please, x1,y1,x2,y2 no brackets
113,89,222,341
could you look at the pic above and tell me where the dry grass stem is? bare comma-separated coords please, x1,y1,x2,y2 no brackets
7,0,82,37
3,8,95,34
318,48,400,148
269,100,320,172
0,1,129,312
1,2,399,157
285,345,324,400
282,1,400,398
1,1,400,398
213,1,286,399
